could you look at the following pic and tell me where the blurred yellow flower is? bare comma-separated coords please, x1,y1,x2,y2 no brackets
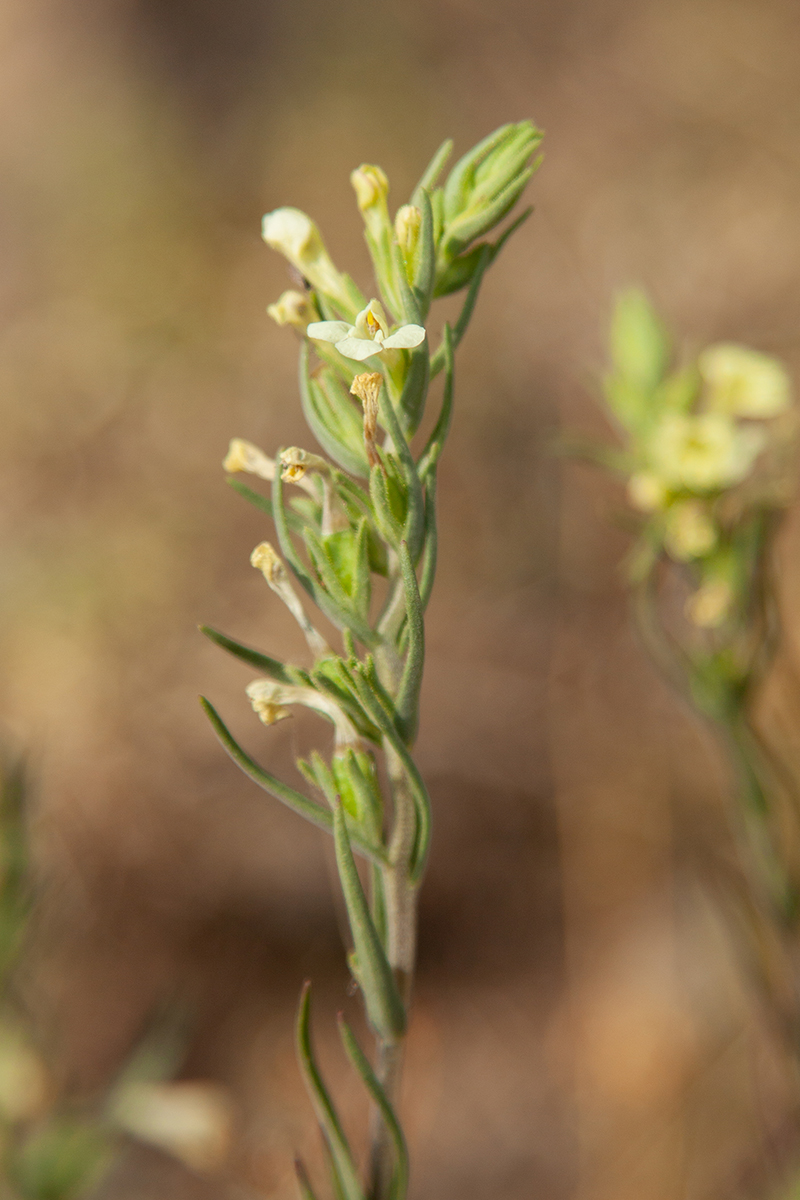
627,471,668,512
649,412,765,491
664,500,717,561
699,343,791,418
686,578,733,628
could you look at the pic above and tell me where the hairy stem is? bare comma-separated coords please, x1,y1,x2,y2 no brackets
368,746,419,1200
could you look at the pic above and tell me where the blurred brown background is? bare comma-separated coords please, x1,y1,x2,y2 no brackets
2,0,800,1196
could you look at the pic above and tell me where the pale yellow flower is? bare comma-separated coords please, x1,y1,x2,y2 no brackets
308,299,425,363
664,500,717,561
649,412,765,491
279,446,328,483
699,343,791,418
351,164,389,212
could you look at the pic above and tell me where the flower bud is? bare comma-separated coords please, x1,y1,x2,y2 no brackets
395,205,422,260
262,208,350,308
267,289,317,331
351,164,389,212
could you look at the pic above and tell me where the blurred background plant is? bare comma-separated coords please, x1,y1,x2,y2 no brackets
202,122,539,1200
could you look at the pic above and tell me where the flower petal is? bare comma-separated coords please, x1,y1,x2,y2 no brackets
307,321,352,344
382,324,426,350
335,337,382,361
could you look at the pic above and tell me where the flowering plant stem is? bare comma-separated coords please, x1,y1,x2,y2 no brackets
203,123,541,1200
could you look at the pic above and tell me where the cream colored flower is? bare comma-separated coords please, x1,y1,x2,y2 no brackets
307,299,425,363
699,343,791,418
267,289,317,332
649,412,765,491
686,578,733,628
246,679,359,746
111,1081,234,1173
627,471,668,513
262,208,350,307
664,500,717,561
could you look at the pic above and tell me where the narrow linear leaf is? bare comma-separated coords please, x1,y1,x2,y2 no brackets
296,983,365,1200
199,625,294,683
394,542,425,744
417,474,438,612
338,1018,409,1200
294,1157,321,1200
430,244,492,376
412,189,436,320
227,477,306,534
200,698,387,864
411,138,453,205
418,324,454,478
333,803,406,1042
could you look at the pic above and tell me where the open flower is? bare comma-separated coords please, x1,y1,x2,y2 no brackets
307,299,425,363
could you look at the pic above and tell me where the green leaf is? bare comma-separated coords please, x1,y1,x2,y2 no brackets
338,1018,409,1200
411,138,453,206
417,474,438,612
201,698,387,864
299,345,369,478
303,525,376,645
442,168,533,259
333,802,406,1042
430,245,492,376
296,983,366,1200
610,290,670,394
294,1157,321,1200
199,625,295,683
397,340,430,439
418,324,454,478
375,384,425,561
411,188,436,320
394,541,425,745
331,748,384,840
227,477,306,534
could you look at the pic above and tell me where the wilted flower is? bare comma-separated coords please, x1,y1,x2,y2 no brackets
308,299,425,363
350,372,382,467
223,439,275,480
279,446,328,483
251,542,330,659
664,499,717,561
699,344,791,418
246,679,359,746
649,412,765,492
